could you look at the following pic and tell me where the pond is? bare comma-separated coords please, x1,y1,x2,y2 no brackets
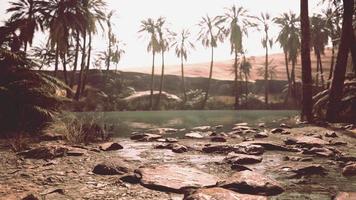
77,110,299,137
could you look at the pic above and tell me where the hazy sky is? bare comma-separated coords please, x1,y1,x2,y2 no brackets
0,0,324,69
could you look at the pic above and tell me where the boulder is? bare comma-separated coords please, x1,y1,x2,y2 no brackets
219,170,284,196
18,145,68,159
282,164,327,177
93,160,131,175
183,187,267,200
224,153,262,165
135,165,218,193
130,133,162,141
293,136,329,147
156,143,188,153
342,163,356,176
99,142,123,151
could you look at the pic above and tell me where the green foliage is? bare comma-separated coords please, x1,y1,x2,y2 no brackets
0,67,70,136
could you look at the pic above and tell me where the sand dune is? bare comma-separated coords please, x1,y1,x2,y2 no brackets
123,49,335,81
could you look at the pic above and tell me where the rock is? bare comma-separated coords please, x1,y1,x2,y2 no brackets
325,131,338,138
270,128,285,134
39,132,64,141
148,128,178,134
283,164,327,177
99,142,123,151
342,163,356,176
239,141,296,152
232,125,252,131
231,164,252,171
18,145,68,159
211,136,227,142
303,147,334,157
166,138,179,143
22,194,40,200
329,140,347,146
235,122,249,126
66,147,86,156
224,153,262,165
172,144,188,153
183,187,267,200
280,123,292,128
334,192,356,200
93,160,131,175
294,136,329,147
192,126,211,131
130,133,162,141
219,170,284,196
202,144,264,155
135,165,218,193
258,123,266,128
213,125,223,129
254,131,268,138
185,132,204,139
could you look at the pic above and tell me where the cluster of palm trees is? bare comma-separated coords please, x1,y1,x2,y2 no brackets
3,0,124,101
138,2,349,111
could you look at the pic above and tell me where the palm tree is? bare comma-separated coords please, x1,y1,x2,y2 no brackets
155,17,171,110
255,12,273,107
274,12,300,103
106,11,114,71
240,55,252,107
112,41,125,72
139,18,160,110
326,0,354,122
311,15,328,89
171,29,195,103
300,0,313,122
222,5,254,109
6,0,44,55
197,15,225,109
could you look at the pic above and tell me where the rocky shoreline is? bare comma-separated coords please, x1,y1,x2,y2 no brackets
1,123,356,200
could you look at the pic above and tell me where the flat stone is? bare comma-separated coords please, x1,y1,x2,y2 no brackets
213,125,223,129
219,170,284,196
282,164,327,177
335,192,356,200
240,141,296,152
303,147,334,157
232,125,251,131
156,143,188,153
202,144,264,155
184,187,267,200
270,128,285,134
294,136,329,147
280,123,292,128
18,145,68,159
342,163,356,176
185,132,204,139
148,128,178,134
231,164,252,171
235,122,249,126
66,147,86,156
135,165,218,193
254,131,268,138
93,160,131,175
192,126,211,131
99,142,123,151
130,133,162,141
224,153,262,165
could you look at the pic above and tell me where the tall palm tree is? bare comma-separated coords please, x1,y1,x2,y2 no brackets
240,55,252,107
155,17,170,109
300,0,313,122
6,0,44,55
311,15,328,89
171,29,195,103
222,5,254,110
106,11,114,71
80,0,106,94
112,41,125,72
326,0,354,122
255,12,273,107
274,12,300,103
197,15,225,109
139,18,160,110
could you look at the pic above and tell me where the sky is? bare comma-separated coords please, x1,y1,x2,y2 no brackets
0,0,325,70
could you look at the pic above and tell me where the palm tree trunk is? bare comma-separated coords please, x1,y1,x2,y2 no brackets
284,50,291,104
245,73,248,108
107,29,112,72
326,0,353,122
316,54,320,88
149,52,155,110
75,32,87,101
70,31,80,88
264,32,269,107
202,46,214,109
300,0,313,122
156,51,165,110
62,54,68,85
81,32,92,94
54,45,59,77
317,51,325,89
233,49,239,110
181,55,187,103
327,43,335,88
351,32,356,72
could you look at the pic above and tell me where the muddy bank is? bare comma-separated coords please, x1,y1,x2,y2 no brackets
0,123,356,200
